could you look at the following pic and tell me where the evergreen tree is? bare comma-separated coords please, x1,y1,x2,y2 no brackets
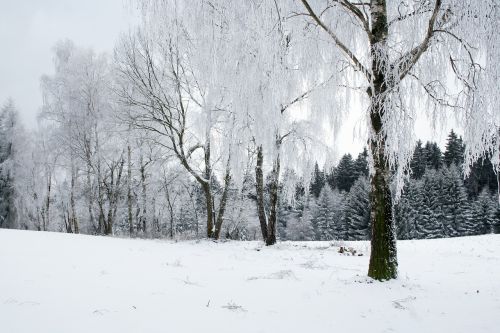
440,165,473,237
471,188,497,234
312,187,335,240
410,140,427,179
464,157,498,198
343,177,370,240
395,180,422,239
309,162,325,198
286,194,315,241
424,142,443,170
333,154,356,192
329,189,346,241
494,203,500,234
419,169,445,238
444,130,464,167
354,148,369,178
325,166,336,190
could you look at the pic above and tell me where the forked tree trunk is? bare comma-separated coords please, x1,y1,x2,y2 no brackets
214,166,232,239
254,144,281,246
367,0,398,280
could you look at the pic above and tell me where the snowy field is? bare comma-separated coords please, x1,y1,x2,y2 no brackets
1,230,499,333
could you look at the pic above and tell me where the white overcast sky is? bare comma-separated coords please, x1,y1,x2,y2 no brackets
0,0,138,127
0,0,456,157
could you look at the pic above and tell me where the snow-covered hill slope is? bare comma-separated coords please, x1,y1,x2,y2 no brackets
1,230,499,333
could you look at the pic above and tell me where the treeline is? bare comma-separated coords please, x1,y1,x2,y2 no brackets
276,130,499,241
2,95,497,242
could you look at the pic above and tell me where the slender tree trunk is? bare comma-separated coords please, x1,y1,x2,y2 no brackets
367,0,398,280
203,183,215,238
70,164,79,234
84,137,96,232
214,166,232,239
43,173,51,231
127,144,133,236
203,127,215,238
266,149,281,246
104,158,125,236
140,155,147,234
255,145,269,241
165,185,175,238
86,165,95,231
97,158,105,234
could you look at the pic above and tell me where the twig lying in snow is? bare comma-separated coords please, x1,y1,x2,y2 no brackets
221,302,246,312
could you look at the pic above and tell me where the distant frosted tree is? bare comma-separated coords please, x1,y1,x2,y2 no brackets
0,99,20,229
41,40,126,235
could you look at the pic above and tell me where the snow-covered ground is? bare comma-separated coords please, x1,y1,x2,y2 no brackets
1,230,499,333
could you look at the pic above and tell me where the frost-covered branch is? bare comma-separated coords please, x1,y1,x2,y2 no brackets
394,0,442,81
299,0,372,81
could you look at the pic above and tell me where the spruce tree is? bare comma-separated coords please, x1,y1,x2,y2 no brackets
334,154,356,192
471,189,497,234
354,148,369,178
444,130,465,167
313,186,338,240
286,194,315,241
395,180,422,239
343,177,370,240
410,140,427,179
420,169,445,238
464,157,498,198
310,162,325,198
440,165,473,237
424,142,443,170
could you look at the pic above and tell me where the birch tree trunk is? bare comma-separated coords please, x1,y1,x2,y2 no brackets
139,155,147,234
127,144,133,236
70,162,79,234
266,150,281,246
367,0,397,280
213,166,232,239
254,143,281,246
255,145,269,241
